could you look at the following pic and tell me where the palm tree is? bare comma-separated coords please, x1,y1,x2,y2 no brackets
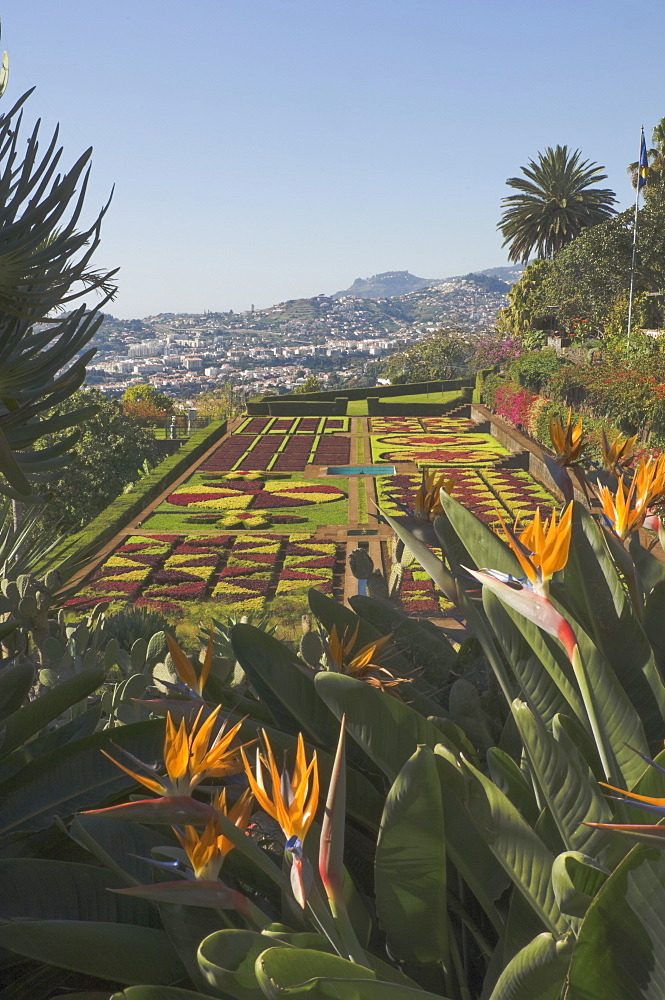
628,118,665,205
498,145,617,264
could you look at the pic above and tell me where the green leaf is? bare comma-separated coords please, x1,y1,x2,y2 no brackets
198,928,289,1000
438,489,522,577
629,531,665,593
0,921,186,985
308,590,384,653
461,757,568,937
559,503,665,743
512,701,614,859
643,581,665,674
0,424,31,494
0,667,105,760
314,672,443,782
0,858,158,927
488,931,572,1000
0,718,164,835
566,844,665,999
487,747,539,827
69,813,181,887
483,591,584,728
434,747,509,936
112,990,217,1000
375,747,447,965
231,623,338,746
349,595,457,675
551,851,608,919
255,947,449,998
0,662,34,720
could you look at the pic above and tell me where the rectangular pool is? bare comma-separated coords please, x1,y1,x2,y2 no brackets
326,465,396,476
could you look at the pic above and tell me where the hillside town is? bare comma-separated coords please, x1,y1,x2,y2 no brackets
84,272,511,398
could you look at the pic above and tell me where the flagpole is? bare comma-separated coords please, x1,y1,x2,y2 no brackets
627,126,645,345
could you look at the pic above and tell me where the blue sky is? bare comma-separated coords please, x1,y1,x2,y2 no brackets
7,1,664,318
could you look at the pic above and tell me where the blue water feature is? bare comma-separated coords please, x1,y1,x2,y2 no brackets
326,464,396,476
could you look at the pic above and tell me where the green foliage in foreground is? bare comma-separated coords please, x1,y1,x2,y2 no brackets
4,472,665,997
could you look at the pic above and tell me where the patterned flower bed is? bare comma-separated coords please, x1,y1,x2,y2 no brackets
275,539,338,598
420,416,476,433
200,436,250,472
271,435,316,471
140,473,349,533
62,532,344,623
377,469,557,527
371,433,508,468
313,436,351,465
235,417,272,434
61,535,176,613
370,417,424,434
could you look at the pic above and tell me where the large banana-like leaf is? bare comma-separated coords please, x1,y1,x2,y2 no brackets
198,928,290,1000
0,718,164,835
487,931,572,1000
254,947,450,998
512,702,614,859
643,580,665,674
231,623,338,746
69,813,179,887
0,667,105,760
460,758,568,937
0,921,185,986
0,858,158,927
483,592,584,728
375,747,447,965
566,843,665,999
434,747,509,936
313,672,445,782
437,489,523,578
486,747,539,826
112,990,217,999
0,661,34,720
551,851,608,919
558,503,665,741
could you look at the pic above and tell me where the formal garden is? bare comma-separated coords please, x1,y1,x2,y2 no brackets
7,39,665,1000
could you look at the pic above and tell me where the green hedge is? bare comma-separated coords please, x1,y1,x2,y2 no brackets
48,419,228,578
254,378,473,405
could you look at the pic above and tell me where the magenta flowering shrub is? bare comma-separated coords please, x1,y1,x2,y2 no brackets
494,382,536,429
473,335,523,371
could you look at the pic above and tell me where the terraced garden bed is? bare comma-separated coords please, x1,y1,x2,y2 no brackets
63,532,346,625
140,472,349,533
377,469,556,527
371,431,509,468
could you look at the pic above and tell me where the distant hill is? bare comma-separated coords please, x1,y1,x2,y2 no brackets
333,271,437,299
334,266,523,301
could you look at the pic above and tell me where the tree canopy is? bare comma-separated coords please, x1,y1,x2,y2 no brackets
382,331,472,384
37,388,160,534
498,145,617,264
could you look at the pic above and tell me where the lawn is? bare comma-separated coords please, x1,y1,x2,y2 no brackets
379,389,463,405
347,399,368,416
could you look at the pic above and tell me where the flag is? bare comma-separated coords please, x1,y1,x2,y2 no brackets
639,133,649,188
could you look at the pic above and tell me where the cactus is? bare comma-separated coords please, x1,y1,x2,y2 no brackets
349,548,375,580
367,569,391,602
299,629,323,668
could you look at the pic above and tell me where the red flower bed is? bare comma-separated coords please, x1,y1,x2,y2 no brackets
200,437,250,471
143,581,208,599
238,418,271,434
313,439,350,464
298,418,320,433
